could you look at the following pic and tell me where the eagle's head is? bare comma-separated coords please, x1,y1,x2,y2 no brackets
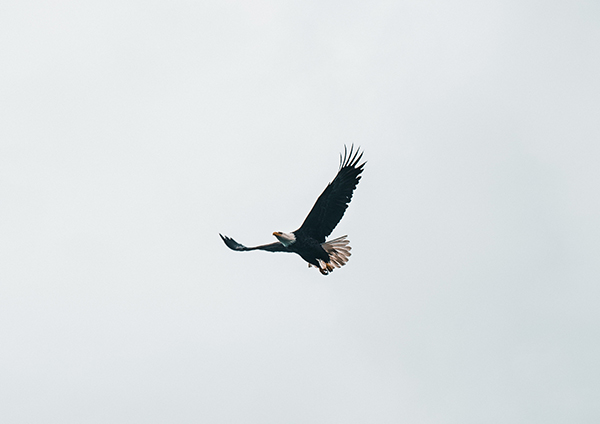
273,231,296,247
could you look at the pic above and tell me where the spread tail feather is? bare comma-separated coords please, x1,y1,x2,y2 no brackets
314,235,352,274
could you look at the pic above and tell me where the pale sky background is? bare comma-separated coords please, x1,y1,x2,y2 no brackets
1,1,599,423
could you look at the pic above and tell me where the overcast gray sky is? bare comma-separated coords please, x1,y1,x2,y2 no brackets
1,1,599,423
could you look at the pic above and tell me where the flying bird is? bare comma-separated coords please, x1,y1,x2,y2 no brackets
220,145,365,275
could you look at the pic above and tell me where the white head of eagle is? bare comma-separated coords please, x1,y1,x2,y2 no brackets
219,145,365,275
272,231,296,247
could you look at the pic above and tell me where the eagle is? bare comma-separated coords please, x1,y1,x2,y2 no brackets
219,145,365,275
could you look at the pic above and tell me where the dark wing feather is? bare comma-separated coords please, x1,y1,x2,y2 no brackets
219,234,289,252
295,145,365,242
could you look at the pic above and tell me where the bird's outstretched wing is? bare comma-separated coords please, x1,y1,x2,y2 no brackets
219,234,289,252
295,145,365,242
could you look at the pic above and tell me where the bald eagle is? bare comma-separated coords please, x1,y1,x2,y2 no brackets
220,145,365,275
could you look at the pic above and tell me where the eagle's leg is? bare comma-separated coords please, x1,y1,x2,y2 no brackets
316,260,334,275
